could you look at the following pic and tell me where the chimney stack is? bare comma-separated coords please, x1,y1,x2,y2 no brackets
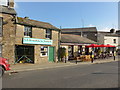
8,0,14,8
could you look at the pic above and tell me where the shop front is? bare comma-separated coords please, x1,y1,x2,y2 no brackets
15,38,55,64
60,34,97,60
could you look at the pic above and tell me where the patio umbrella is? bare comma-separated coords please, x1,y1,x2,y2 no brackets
86,44,100,47
99,44,107,47
99,44,115,47
106,44,116,47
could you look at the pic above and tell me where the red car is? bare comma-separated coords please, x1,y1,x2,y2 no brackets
0,57,10,76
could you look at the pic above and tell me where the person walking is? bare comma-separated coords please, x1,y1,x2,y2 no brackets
91,50,94,63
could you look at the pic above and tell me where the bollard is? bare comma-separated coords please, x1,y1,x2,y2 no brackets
114,56,115,61
76,60,77,64
91,58,94,63
65,59,66,63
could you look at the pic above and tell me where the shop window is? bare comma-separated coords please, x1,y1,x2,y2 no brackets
83,34,87,37
46,29,52,39
113,39,116,43
0,45,2,57
40,46,48,56
0,17,3,37
24,26,32,37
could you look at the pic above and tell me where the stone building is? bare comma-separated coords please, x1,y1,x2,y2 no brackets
60,34,97,60
61,27,98,42
0,0,60,64
0,1,17,62
97,29,120,51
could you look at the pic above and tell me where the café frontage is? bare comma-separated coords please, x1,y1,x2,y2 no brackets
60,34,97,60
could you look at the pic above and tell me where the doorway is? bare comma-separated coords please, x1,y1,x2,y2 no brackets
48,46,55,62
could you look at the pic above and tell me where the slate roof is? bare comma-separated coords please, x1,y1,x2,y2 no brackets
61,34,97,44
0,5,17,15
16,17,60,30
61,27,97,33
98,31,120,37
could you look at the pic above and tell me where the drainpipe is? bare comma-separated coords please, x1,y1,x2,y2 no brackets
58,28,61,62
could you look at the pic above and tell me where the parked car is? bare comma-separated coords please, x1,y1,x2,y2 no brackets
0,57,10,77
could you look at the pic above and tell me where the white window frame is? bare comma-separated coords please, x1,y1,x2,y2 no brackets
24,26,32,38
40,46,48,57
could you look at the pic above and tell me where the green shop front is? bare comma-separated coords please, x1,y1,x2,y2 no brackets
15,38,55,64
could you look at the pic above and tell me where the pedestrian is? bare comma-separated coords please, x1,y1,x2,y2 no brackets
91,51,94,63
113,51,116,61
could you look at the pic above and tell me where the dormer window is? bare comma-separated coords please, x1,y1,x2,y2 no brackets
24,26,32,38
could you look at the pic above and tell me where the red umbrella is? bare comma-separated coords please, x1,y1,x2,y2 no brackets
99,44,107,47
106,44,116,47
99,44,115,47
86,44,100,47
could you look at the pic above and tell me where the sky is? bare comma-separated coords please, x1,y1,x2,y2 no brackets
1,1,118,31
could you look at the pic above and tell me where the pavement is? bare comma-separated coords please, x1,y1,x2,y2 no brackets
5,55,119,73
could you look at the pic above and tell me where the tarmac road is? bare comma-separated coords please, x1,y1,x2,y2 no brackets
2,61,119,88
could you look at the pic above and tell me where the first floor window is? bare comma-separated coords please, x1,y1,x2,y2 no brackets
40,46,48,56
24,26,32,37
46,29,52,39
113,39,116,43
0,45,2,57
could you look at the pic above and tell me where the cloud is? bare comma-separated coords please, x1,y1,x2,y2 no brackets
98,27,118,32
98,27,112,32
87,24,95,27
14,2,19,9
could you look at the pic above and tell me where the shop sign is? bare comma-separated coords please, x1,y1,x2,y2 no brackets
23,38,52,45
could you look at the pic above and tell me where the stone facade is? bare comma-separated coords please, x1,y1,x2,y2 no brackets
0,13,16,64
14,24,59,64
0,2,60,64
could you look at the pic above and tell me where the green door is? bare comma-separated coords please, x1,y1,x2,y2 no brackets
49,46,54,62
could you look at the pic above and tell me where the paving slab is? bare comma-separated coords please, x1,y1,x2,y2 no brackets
5,56,119,73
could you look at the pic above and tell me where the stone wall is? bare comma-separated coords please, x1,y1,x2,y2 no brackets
1,13,16,64
15,24,59,64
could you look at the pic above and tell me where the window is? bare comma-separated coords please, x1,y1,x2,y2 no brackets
40,46,48,56
113,39,116,43
46,29,52,39
83,34,87,37
24,26,32,37
0,17,3,37
0,45,2,57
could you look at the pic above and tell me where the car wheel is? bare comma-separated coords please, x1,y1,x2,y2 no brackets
0,66,4,77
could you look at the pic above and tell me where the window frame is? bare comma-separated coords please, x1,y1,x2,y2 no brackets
24,26,32,38
40,46,48,57
46,29,52,39
113,39,116,44
0,17,3,37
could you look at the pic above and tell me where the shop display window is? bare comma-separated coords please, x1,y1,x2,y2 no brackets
41,46,48,56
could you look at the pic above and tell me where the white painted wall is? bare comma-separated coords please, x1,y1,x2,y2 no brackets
104,36,119,49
